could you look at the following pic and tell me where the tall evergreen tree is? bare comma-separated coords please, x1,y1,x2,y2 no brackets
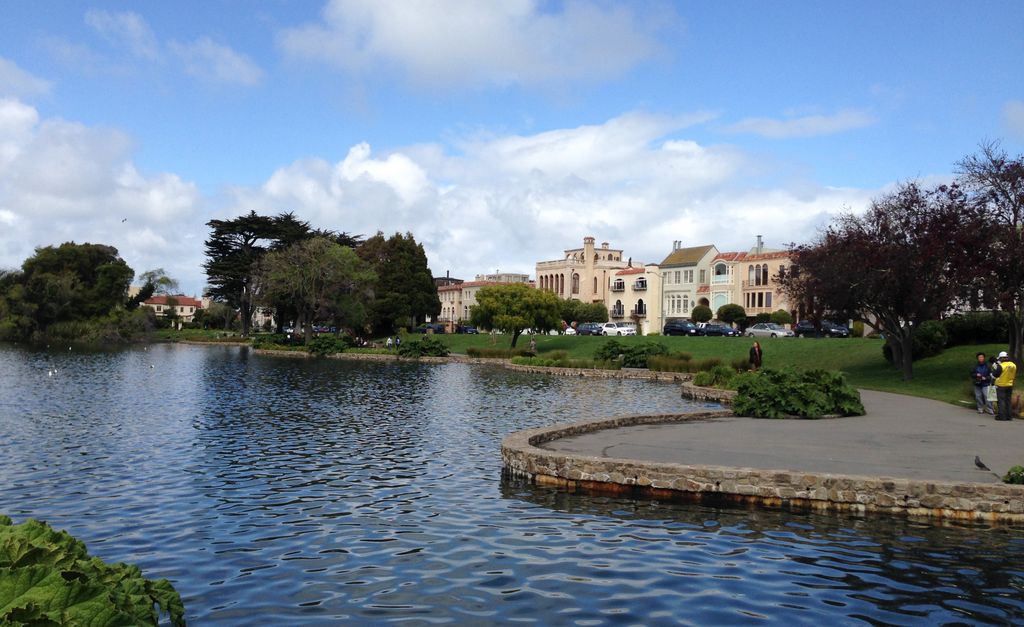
358,232,440,334
203,211,277,337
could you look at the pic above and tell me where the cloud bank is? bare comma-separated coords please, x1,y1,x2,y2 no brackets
279,0,670,87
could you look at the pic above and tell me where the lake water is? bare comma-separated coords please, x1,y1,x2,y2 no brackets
1,343,1023,625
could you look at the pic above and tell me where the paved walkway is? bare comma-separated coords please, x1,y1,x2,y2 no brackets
541,390,1024,484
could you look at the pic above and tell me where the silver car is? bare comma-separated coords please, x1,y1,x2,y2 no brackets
745,322,794,338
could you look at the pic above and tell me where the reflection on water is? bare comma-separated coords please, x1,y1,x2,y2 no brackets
1,343,1022,624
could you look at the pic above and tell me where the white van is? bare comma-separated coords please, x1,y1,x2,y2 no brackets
600,322,637,336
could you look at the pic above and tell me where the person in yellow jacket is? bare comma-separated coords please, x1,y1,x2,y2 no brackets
994,351,1017,421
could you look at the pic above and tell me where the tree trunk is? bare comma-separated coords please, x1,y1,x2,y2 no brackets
240,300,252,337
1010,308,1024,366
899,329,914,381
510,329,521,348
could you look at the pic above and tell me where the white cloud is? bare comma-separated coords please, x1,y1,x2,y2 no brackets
169,37,265,86
724,109,876,139
1004,100,1024,140
0,98,202,290
278,0,669,88
85,9,160,59
0,57,53,99
228,111,875,283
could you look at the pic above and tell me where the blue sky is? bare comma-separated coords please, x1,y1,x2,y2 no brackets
1,1,1022,294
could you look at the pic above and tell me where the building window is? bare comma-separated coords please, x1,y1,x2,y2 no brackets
674,271,680,283
766,292,773,308
699,269,706,284
572,273,580,294
683,295,690,313
593,277,598,294
682,269,693,283
757,292,764,308
761,265,769,286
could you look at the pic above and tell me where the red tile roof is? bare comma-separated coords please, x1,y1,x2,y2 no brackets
696,285,710,294
615,267,645,275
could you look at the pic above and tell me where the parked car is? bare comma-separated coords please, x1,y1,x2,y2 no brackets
599,322,636,336
702,323,740,337
663,319,701,336
746,322,794,338
576,322,604,336
563,327,577,335
794,319,850,338
415,323,446,334
455,325,478,334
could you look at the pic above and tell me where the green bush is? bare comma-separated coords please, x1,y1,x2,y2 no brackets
1003,465,1024,485
621,342,668,368
693,365,736,388
593,339,625,362
852,321,865,337
943,312,1010,346
730,357,750,372
693,357,722,372
732,368,865,419
308,335,347,356
647,356,693,373
397,336,450,357
539,349,569,361
691,305,713,323
882,320,948,364
770,309,793,325
0,515,185,626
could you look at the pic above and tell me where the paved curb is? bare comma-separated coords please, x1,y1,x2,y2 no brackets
501,412,1024,524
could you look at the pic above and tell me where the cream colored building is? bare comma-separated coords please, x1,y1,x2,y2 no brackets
536,237,628,303
606,264,662,335
437,280,505,329
659,243,719,324
474,272,531,284
143,295,203,322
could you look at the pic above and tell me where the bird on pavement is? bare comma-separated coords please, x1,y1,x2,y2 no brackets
975,455,991,471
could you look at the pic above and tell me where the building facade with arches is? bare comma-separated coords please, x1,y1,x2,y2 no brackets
535,236,628,305
606,264,662,335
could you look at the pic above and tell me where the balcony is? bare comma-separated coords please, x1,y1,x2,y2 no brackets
610,283,625,292
610,307,625,318
631,306,647,317
632,280,647,291
712,275,732,284
741,280,776,289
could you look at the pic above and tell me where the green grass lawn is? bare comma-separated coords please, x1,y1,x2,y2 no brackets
153,328,247,342
434,332,999,406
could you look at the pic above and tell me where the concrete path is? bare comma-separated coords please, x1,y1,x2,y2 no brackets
540,390,1024,484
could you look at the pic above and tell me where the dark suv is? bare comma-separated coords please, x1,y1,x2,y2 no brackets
794,319,850,338
663,320,700,336
576,322,603,336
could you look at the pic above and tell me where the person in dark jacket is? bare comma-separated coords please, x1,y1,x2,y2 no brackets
749,341,763,371
971,352,993,414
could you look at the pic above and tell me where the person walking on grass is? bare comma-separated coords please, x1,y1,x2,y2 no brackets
994,351,1017,421
749,341,762,371
971,352,994,415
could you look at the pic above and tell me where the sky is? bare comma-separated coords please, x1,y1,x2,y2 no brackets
1,1,1022,295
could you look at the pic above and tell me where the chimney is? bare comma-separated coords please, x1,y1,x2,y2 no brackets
446,270,450,278
756,235,763,254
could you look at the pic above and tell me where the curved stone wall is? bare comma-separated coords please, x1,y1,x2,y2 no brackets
502,412,1024,524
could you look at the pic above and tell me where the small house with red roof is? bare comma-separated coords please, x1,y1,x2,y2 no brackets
143,295,204,322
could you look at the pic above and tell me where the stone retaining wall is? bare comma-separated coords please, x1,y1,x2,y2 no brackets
501,413,1024,524
680,381,736,404
504,363,690,382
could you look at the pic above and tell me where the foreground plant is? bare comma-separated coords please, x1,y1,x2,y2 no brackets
0,516,185,626
732,368,865,419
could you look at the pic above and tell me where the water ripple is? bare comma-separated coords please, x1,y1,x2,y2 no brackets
1,343,1023,624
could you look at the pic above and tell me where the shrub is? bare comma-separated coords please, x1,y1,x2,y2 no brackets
852,321,865,337
510,356,621,370
647,356,693,373
732,368,865,419
943,311,1010,346
397,336,450,357
693,365,736,388
1004,465,1024,485
717,303,746,326
730,357,750,372
539,349,569,361
770,309,793,325
0,515,185,626
646,331,661,337
691,305,713,323
693,357,722,372
308,335,347,356
593,339,625,362
882,320,948,364
621,342,668,368
252,333,304,350
754,313,771,323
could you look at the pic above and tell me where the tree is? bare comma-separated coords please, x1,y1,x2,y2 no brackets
559,299,608,325
259,237,375,344
770,309,793,325
956,142,1024,364
717,303,746,327
358,232,440,334
139,268,180,295
781,182,988,380
204,211,277,337
202,301,236,330
470,283,560,347
691,304,713,323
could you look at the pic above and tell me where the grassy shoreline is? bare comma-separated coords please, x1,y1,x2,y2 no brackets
153,329,999,406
